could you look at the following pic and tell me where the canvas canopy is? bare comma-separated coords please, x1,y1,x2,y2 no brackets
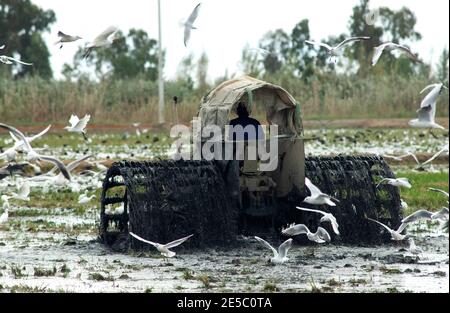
198,76,303,138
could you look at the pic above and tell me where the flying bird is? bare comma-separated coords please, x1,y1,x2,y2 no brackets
83,26,119,59
254,236,293,264
64,114,91,140
55,31,82,49
0,45,5,50
367,218,407,241
399,210,434,232
304,177,340,206
376,178,412,189
305,37,370,62
297,207,340,235
129,232,194,258
0,55,33,66
10,125,51,151
372,42,422,66
0,123,71,181
184,3,202,47
282,224,331,244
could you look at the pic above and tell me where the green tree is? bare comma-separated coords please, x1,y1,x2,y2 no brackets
65,29,159,81
437,48,449,84
0,0,56,78
196,52,209,91
348,0,422,76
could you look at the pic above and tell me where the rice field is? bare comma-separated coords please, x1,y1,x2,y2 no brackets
0,126,448,293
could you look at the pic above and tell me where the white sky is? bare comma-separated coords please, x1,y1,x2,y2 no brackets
33,0,449,81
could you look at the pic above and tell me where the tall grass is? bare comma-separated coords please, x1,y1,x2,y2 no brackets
0,74,447,125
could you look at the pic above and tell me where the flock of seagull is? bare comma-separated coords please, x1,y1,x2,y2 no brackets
1,3,449,264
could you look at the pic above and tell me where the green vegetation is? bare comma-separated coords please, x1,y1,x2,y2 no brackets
396,171,449,214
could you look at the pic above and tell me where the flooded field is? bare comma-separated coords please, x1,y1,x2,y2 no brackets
0,127,449,293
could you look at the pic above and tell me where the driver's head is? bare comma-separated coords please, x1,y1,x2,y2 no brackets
236,102,249,118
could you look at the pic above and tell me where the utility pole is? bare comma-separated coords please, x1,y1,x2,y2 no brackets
157,0,165,125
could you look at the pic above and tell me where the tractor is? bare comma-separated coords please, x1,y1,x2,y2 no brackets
99,76,402,251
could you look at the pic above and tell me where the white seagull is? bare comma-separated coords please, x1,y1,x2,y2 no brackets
409,83,447,130
55,31,82,49
376,178,412,189
0,207,8,224
129,232,194,258
0,123,71,181
304,177,340,206
11,182,31,202
297,207,340,235
0,55,33,66
254,236,293,264
0,45,4,50
78,194,96,205
408,238,422,255
282,224,331,244
64,114,91,140
10,125,51,151
83,26,119,59
367,218,407,241
306,36,370,62
183,3,202,47
372,42,422,66
399,210,434,232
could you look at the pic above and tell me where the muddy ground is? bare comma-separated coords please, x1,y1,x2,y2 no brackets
0,127,449,293
0,209,448,293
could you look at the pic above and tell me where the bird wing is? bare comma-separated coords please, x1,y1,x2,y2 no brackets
129,232,158,248
401,210,433,224
282,224,309,237
404,152,420,165
305,40,332,51
37,155,71,181
29,125,52,142
67,154,93,172
428,188,449,198
417,105,433,123
69,114,80,127
254,236,278,258
367,218,394,233
278,239,293,259
93,26,119,43
422,147,448,167
186,3,202,26
164,234,194,249
184,27,192,47
296,206,326,216
330,218,340,235
0,45,5,50
3,56,33,66
395,44,421,62
335,36,370,50
74,114,91,131
58,31,68,38
420,84,439,95
372,43,391,66
0,123,33,153
305,177,322,196
316,227,332,242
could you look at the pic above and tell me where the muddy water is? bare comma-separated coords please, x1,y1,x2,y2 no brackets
0,212,448,293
